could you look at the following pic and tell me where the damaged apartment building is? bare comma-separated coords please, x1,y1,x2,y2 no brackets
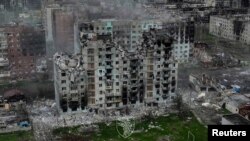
53,24,178,114
76,19,194,63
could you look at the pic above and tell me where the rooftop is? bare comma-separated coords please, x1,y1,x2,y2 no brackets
225,94,250,107
223,114,250,125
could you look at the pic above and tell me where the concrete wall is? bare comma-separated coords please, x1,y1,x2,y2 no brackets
221,117,234,125
225,102,239,113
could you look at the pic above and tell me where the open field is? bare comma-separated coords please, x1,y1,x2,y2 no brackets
0,131,34,141
53,114,208,141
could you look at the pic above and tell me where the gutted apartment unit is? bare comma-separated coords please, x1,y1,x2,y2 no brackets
54,23,178,114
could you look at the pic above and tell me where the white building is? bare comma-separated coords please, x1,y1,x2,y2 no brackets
209,14,250,45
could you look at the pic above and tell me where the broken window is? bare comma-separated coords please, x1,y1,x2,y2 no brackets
87,49,94,54
61,72,66,77
88,63,94,69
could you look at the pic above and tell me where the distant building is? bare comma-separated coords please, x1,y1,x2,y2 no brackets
45,6,78,58
0,27,10,82
222,114,250,125
209,14,250,45
45,5,79,78
79,19,194,63
0,0,42,11
5,25,46,80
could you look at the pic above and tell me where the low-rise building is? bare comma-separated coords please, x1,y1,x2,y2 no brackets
223,94,250,114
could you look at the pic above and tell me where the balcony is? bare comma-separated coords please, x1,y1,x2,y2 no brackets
106,86,113,89
131,87,138,92
70,90,78,94
0,71,10,78
162,80,169,85
161,86,169,91
162,67,171,71
106,65,113,69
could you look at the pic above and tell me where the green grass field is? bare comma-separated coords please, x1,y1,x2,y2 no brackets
0,131,34,141
54,114,208,141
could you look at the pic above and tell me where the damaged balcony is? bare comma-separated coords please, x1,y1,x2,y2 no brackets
106,96,121,103
106,84,113,90
130,86,138,93
130,74,138,80
162,79,170,85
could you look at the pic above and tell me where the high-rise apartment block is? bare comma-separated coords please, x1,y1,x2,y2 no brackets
54,26,178,113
